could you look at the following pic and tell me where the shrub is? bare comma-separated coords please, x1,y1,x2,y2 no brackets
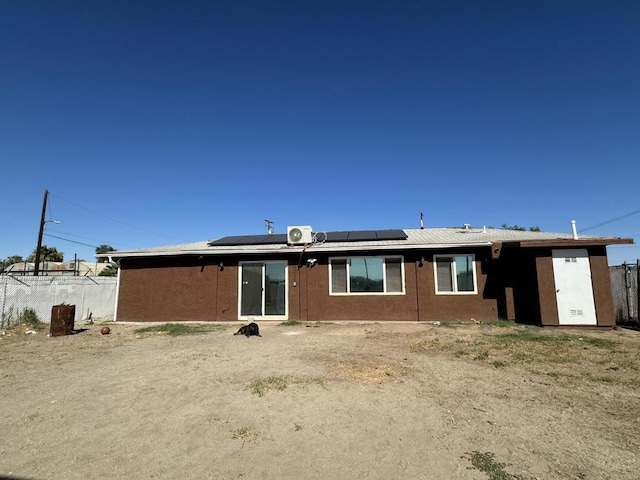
19,308,45,330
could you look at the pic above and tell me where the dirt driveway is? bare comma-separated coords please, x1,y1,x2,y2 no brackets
1,321,639,480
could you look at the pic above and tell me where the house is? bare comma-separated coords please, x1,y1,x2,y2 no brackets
99,225,633,327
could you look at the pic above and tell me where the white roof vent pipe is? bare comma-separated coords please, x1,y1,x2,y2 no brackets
571,220,578,240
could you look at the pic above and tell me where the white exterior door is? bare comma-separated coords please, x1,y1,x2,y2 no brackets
552,249,597,325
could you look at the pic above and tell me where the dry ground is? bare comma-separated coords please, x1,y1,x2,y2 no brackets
1,320,639,480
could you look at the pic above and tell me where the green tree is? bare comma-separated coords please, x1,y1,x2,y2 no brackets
98,262,118,277
95,244,116,262
3,255,24,265
26,245,64,262
501,223,540,232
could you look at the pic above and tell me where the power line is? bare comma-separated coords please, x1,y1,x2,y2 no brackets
47,229,139,249
44,233,99,249
49,192,185,242
579,208,640,233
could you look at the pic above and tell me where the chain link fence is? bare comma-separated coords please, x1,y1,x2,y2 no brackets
610,261,639,326
0,275,117,328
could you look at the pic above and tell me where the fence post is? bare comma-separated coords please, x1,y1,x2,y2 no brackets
624,262,631,323
637,259,640,325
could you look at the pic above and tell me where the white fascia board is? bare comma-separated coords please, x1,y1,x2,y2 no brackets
106,242,493,259
300,242,493,253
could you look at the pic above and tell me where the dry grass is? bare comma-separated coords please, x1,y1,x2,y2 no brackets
408,324,640,388
332,359,408,384
231,426,259,443
247,375,326,396
134,323,228,336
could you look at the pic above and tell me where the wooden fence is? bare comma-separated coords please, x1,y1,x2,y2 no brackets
609,261,639,326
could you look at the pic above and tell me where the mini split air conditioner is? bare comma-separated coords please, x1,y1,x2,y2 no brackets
287,225,313,245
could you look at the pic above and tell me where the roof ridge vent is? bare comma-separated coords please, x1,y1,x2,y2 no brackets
458,224,484,234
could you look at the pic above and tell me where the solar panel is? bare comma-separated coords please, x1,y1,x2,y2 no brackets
209,234,286,246
326,231,350,242
347,230,377,241
258,234,287,244
375,229,408,240
234,236,267,245
208,236,247,246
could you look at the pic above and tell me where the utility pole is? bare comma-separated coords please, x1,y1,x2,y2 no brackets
33,189,48,276
265,219,274,235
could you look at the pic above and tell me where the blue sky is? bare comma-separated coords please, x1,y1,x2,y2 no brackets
1,0,638,265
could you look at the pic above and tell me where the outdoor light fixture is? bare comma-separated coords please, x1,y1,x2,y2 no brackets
418,256,425,267
219,261,224,271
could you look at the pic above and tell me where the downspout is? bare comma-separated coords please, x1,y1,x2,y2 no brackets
1,275,6,328
415,256,422,321
113,264,121,322
637,259,640,325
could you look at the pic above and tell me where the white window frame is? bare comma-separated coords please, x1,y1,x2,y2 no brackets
433,254,478,295
329,255,405,296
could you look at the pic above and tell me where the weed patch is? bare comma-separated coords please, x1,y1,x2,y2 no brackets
134,323,224,336
231,426,258,444
248,375,325,396
5,307,46,333
333,360,408,384
408,324,635,387
462,451,522,480
279,320,303,326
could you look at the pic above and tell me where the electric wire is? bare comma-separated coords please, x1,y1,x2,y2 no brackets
49,192,185,242
45,229,139,249
44,233,99,249
580,208,640,232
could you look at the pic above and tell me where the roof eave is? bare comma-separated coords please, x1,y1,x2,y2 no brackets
502,238,634,248
101,241,496,260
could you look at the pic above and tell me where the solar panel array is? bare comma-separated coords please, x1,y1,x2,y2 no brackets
325,229,407,242
208,234,288,246
208,229,407,246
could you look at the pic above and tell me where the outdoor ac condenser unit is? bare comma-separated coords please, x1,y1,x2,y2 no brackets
287,226,313,245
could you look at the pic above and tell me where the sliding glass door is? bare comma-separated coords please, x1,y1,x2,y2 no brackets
239,262,287,319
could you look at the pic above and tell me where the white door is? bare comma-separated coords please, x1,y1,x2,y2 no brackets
552,249,597,325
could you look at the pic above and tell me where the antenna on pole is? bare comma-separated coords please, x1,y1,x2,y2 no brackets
265,219,274,235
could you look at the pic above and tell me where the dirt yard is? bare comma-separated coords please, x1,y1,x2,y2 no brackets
1,320,639,480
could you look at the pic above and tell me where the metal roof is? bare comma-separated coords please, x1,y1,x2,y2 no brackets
97,227,632,259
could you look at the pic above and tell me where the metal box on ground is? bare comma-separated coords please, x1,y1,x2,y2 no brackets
50,304,75,337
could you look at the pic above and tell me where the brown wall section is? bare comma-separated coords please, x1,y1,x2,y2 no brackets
117,256,236,322
119,265,219,322
302,253,418,321
588,246,616,327
415,249,499,322
520,246,616,327
114,245,617,326
535,253,559,326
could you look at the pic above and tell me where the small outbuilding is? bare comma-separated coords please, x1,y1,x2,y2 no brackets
101,226,632,327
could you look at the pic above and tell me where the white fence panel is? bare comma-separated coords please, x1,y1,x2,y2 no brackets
0,276,117,327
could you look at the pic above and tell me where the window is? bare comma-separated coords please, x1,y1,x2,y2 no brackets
434,254,477,294
330,256,404,295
